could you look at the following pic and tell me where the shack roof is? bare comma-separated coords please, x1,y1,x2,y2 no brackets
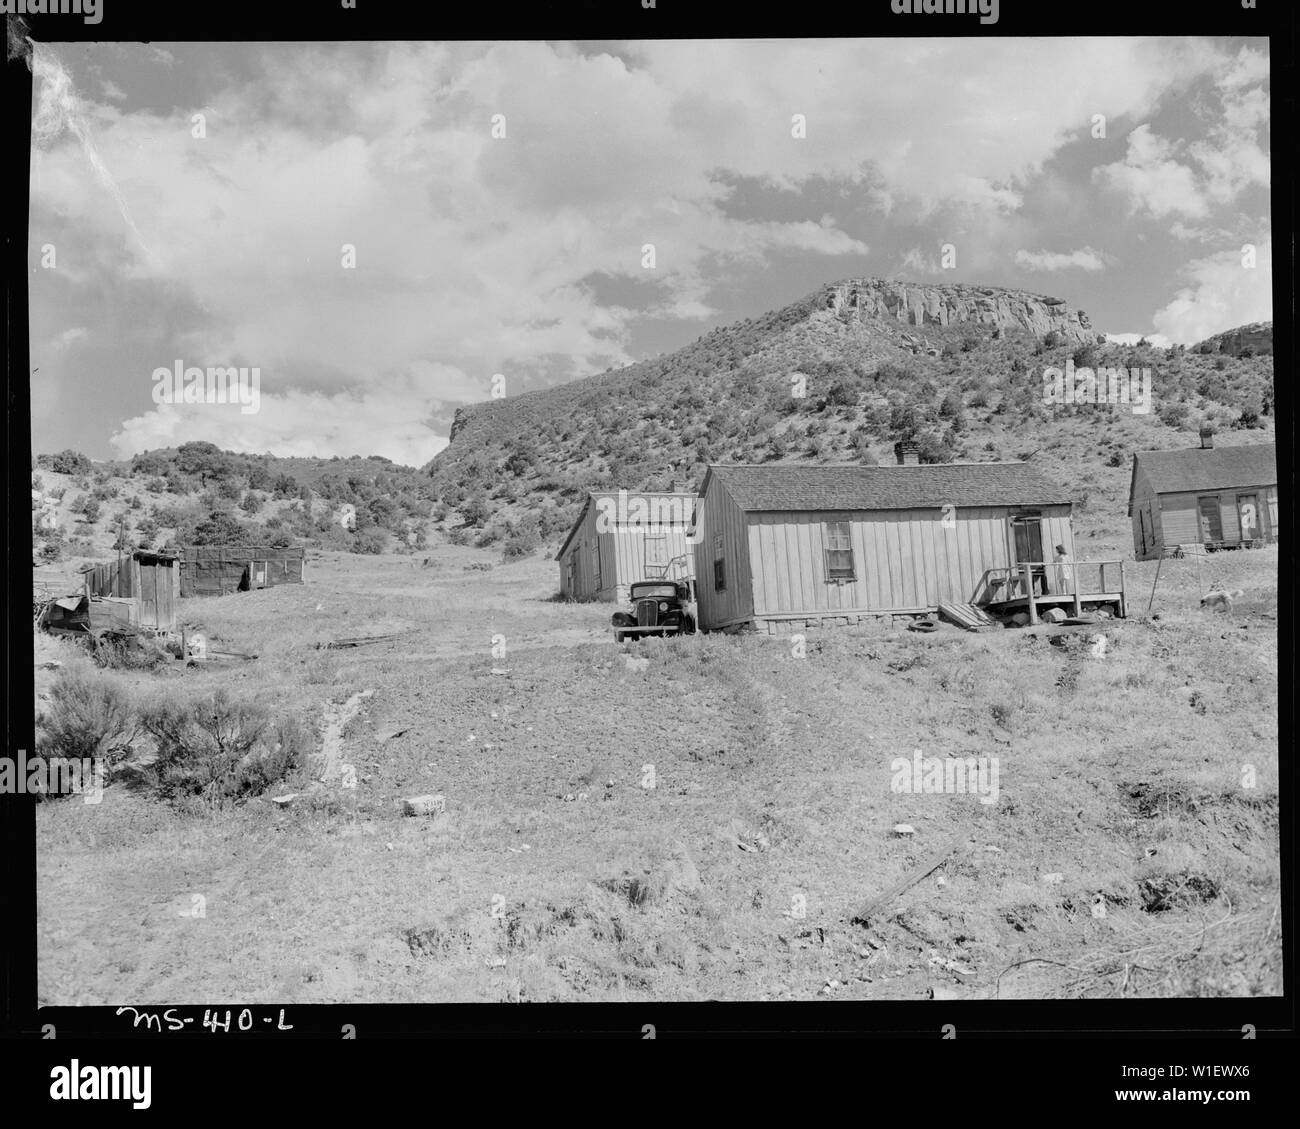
1131,442,1276,500
700,462,1072,513
180,545,305,561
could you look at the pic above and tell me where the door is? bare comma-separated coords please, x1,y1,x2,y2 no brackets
1236,494,1259,544
644,534,668,577
1139,507,1152,556
1010,515,1045,595
138,561,159,629
1198,496,1223,544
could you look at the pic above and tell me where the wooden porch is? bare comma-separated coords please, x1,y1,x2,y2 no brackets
974,560,1128,624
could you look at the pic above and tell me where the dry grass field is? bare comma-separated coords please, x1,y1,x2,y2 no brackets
36,540,1280,1004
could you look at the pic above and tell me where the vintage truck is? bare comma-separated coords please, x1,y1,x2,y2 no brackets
612,580,697,643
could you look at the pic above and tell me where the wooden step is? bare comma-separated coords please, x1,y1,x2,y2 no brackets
938,602,999,632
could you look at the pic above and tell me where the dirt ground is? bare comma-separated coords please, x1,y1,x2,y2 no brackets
35,540,1280,1003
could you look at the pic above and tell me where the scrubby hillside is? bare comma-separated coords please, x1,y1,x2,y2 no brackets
425,279,1273,550
31,444,445,569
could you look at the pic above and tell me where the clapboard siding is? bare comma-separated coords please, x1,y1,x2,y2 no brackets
556,501,602,600
739,505,1074,622
557,493,698,602
1128,443,1276,557
609,524,697,601
1130,465,1164,560
693,477,754,627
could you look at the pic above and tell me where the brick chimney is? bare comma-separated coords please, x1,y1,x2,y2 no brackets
671,480,690,494
894,440,921,466
1199,426,1215,450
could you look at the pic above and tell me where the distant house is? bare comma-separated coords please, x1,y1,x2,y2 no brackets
555,489,697,602
1128,430,1277,560
692,446,1118,632
178,545,306,597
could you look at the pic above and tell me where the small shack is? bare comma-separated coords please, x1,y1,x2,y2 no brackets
556,489,697,602
693,448,1126,633
179,545,306,597
1128,430,1277,560
80,549,180,633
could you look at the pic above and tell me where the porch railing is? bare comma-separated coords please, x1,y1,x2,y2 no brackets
975,560,1128,623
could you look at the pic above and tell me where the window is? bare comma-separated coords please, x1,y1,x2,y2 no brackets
714,557,726,591
824,521,855,580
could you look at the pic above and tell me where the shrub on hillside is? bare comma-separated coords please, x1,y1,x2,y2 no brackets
502,526,540,560
352,526,388,554
139,690,309,807
72,494,101,522
190,509,249,545
130,451,171,477
38,449,93,476
36,662,138,773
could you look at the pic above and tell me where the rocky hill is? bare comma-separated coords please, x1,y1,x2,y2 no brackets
1192,321,1272,358
425,279,1273,551
822,278,1097,344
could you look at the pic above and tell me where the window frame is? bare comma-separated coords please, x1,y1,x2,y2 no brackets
823,519,856,581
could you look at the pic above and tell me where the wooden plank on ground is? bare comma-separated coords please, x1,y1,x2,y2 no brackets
851,837,963,926
938,602,996,631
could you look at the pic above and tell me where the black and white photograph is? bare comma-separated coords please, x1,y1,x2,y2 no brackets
10,9,1285,1044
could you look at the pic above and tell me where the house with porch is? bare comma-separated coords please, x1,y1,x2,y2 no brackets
693,444,1126,633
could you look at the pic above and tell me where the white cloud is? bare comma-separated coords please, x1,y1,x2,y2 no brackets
1094,125,1208,220
1014,247,1107,272
1105,333,1172,348
30,37,1266,457
1094,46,1268,225
109,364,462,466
1151,241,1272,344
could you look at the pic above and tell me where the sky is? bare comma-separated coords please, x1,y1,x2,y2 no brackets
27,37,1271,467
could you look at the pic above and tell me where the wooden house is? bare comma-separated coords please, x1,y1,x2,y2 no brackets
555,490,697,602
80,549,180,633
693,449,1126,633
1128,430,1277,560
178,545,306,597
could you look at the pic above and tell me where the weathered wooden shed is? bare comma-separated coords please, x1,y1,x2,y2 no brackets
555,490,698,602
692,454,1121,632
179,545,306,597
1128,431,1276,560
81,549,180,633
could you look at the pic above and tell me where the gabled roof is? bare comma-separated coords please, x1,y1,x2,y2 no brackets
1130,442,1276,503
554,490,697,561
700,462,1072,512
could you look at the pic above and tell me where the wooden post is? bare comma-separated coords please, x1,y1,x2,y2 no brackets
1119,560,1128,618
1145,556,1162,616
1023,563,1038,625
1071,562,1082,617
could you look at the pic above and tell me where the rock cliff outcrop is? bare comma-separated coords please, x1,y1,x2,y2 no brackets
822,278,1098,345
